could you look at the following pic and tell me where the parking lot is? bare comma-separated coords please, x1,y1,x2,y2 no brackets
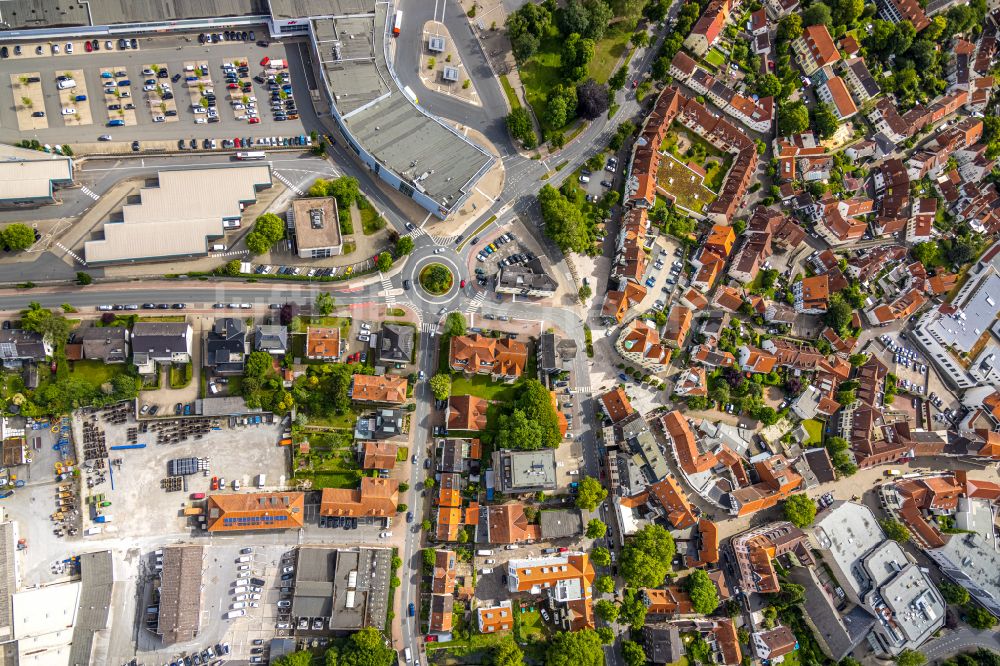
0,30,314,148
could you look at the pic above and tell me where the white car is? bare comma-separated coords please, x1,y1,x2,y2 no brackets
282,566,294,574
360,323,371,331
152,115,165,122
195,117,207,124
65,42,73,54
379,531,393,538
143,84,156,91
236,594,248,601
61,107,76,115
238,564,250,571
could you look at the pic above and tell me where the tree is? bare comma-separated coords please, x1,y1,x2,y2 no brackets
545,93,569,128
315,292,335,315
825,293,853,333
429,374,451,401
756,73,782,97
586,518,608,539
966,606,998,630
618,588,648,629
254,213,285,244
802,2,833,28
376,251,393,272
538,184,590,253
493,636,525,666
545,629,605,666
895,650,927,666
621,524,675,588
880,518,911,543
609,65,629,91
591,546,612,567
396,236,414,255
280,302,299,326
687,635,712,663
622,642,645,666
848,353,868,367
596,627,614,644
595,599,619,622
245,232,271,255
445,312,467,337
560,33,595,81
221,259,241,277
111,374,140,400
1,223,35,251
584,0,613,41
423,264,452,293
630,30,649,48
578,284,592,301
273,652,314,666
489,379,562,449
76,271,93,285
811,103,839,140
783,494,817,527
560,0,590,36
777,14,803,41
21,303,71,346
507,108,535,147
421,519,432,531
778,100,809,136
576,476,608,511
595,575,615,594
938,580,970,605
832,0,864,27
338,627,396,666
511,31,540,61
245,351,273,378
686,569,720,614
576,79,609,120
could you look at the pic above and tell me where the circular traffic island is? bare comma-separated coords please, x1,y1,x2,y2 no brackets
419,263,454,295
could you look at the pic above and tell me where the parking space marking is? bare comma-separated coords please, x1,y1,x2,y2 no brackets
273,171,304,195
80,186,100,201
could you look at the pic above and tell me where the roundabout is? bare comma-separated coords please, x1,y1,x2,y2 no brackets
419,263,454,296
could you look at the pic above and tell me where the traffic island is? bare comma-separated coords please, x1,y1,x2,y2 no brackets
419,21,480,107
419,263,454,295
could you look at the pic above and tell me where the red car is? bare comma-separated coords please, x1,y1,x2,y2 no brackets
211,476,219,491
84,40,93,52
425,636,438,643
248,117,260,124
460,279,466,288
260,56,270,66
234,137,242,148
227,83,239,89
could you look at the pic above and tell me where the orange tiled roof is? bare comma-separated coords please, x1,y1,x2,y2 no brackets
447,394,489,431
306,326,340,358
206,492,305,532
449,334,528,378
600,387,635,424
663,410,717,474
361,441,397,470
508,552,595,593
486,503,540,544
351,374,408,404
478,601,513,634
650,477,697,529
319,477,399,517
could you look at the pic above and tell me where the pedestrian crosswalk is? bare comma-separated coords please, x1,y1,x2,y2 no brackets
574,386,593,395
421,322,438,335
211,250,248,258
55,242,86,265
407,226,427,239
80,186,100,201
379,272,395,308
464,291,486,314
274,171,304,196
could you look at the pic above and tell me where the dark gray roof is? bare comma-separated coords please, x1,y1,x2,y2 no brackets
205,318,247,373
157,545,204,645
645,622,682,665
70,550,115,666
496,259,558,294
0,329,46,362
131,322,189,359
0,0,265,29
788,565,875,661
803,447,836,483
848,59,880,97
379,323,414,363
0,521,14,644
74,326,128,363
438,439,465,474
354,409,404,440
255,325,288,353
539,332,557,371
539,508,583,540
292,547,392,630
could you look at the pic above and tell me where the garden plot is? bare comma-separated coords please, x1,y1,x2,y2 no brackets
142,63,178,123
10,72,47,130
55,68,91,127
657,153,716,215
183,60,215,125
99,66,137,127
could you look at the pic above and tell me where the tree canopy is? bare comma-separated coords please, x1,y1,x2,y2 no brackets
586,518,608,539
538,184,591,254
545,629,605,666
595,599,619,622
445,312,467,337
506,108,535,148
685,569,720,614
620,524,676,588
576,79,609,119
576,476,608,511
492,636,524,666
621,641,646,666
1,223,35,251
490,379,562,449
338,628,396,666
777,100,809,136
783,494,817,528
429,374,452,401
880,518,911,543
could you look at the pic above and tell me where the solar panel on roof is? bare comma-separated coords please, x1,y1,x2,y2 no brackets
167,457,200,476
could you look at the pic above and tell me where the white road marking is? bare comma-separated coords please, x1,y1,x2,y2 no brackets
80,186,101,201
54,242,87,265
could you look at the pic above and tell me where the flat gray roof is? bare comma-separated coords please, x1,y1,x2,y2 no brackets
69,550,114,666
290,196,341,251
313,9,493,207
156,545,204,645
292,547,391,631
0,144,73,201
0,0,265,29
269,0,371,19
0,520,14,642
924,266,1000,353
84,166,271,264
539,509,583,540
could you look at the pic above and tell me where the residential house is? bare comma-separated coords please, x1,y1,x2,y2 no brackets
645,623,683,665
732,522,814,594
793,275,830,313
599,387,635,424
205,491,305,531
876,0,929,31
738,346,778,374
482,503,541,544
752,626,798,662
842,57,880,104
793,24,840,76
447,395,489,431
507,552,595,630
306,327,340,361
616,318,671,371
360,441,398,471
131,322,192,375
817,76,858,120
319,477,399,518
68,326,128,364
683,0,733,57
674,366,708,397
602,282,648,324
449,334,527,382
349,374,407,405
492,449,557,494
204,318,247,375
496,258,558,297
254,324,288,355
379,323,414,364
663,306,692,348
727,455,803,516
354,409,405,440
477,601,513,634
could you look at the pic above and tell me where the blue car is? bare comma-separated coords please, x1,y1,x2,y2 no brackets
618,373,628,382
408,603,415,617
183,404,192,416
644,277,655,287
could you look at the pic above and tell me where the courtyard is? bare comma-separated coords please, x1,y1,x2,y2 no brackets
657,153,717,215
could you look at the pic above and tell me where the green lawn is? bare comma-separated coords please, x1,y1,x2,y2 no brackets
657,153,717,214
516,608,546,641
704,48,726,68
306,410,357,429
500,74,520,109
359,203,386,235
68,360,128,386
450,374,517,401
589,29,631,84
292,430,360,489
802,419,824,445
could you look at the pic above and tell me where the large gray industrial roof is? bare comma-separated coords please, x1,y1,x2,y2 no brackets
84,166,271,264
0,521,14,643
0,144,73,201
156,545,204,645
314,9,493,207
268,0,371,19
0,0,265,29
69,550,114,666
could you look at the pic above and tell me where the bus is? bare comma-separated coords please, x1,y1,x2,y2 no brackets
392,10,403,36
235,151,266,160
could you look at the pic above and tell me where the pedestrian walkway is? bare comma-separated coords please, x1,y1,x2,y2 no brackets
379,272,396,308
55,242,86,266
79,186,100,201
464,291,486,314
273,171,305,196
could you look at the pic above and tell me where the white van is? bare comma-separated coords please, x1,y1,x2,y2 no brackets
233,586,248,594
230,601,246,610
226,609,246,619
404,648,412,663
57,79,77,90
211,244,226,251
482,568,494,574
236,555,251,563
476,549,494,556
